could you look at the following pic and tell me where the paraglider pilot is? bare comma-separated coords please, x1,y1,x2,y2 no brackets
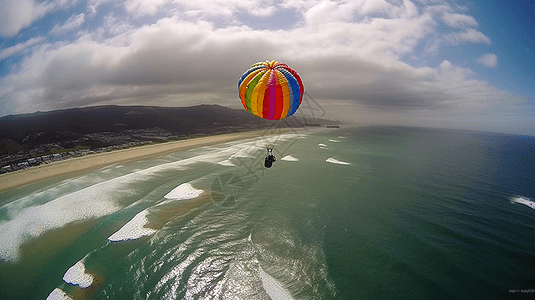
264,147,276,168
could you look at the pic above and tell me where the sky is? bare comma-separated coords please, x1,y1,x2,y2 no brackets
0,0,534,135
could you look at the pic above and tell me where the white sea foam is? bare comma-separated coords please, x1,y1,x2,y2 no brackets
337,136,346,138
218,160,235,166
326,158,352,165
164,183,204,200
0,138,259,263
271,133,301,142
259,266,294,300
108,210,158,242
510,196,535,210
0,180,123,263
328,139,340,143
318,143,327,147
228,146,258,159
168,139,261,166
63,257,94,288
281,155,298,162
0,160,188,263
46,288,73,300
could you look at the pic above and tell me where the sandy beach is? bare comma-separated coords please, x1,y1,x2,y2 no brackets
0,130,264,193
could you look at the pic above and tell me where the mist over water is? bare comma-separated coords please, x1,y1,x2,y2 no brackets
1,126,534,299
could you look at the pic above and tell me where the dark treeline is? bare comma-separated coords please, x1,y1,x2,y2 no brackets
1,104,267,143
0,104,339,172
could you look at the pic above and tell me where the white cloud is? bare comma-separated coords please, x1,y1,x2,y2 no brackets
0,0,46,37
0,37,44,60
304,1,356,26
0,14,504,116
425,37,440,54
121,0,281,18
87,0,112,16
0,0,79,37
100,13,136,38
360,0,393,16
476,53,497,68
445,28,491,45
125,0,171,16
0,0,528,134
51,13,85,35
172,0,278,18
441,12,478,28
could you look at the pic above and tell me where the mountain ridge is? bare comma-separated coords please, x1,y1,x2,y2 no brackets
0,104,339,171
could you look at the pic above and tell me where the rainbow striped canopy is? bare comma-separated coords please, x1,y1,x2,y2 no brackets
238,60,304,120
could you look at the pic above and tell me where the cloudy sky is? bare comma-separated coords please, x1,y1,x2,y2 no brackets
0,0,534,135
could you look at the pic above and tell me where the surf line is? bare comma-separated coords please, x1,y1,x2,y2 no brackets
247,231,296,300
326,157,351,165
108,183,211,242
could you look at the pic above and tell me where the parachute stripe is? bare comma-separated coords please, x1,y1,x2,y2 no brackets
238,65,264,88
240,69,264,111
247,71,266,114
252,70,270,116
263,79,270,118
274,71,284,120
269,70,277,119
279,68,301,117
287,67,304,109
275,70,290,119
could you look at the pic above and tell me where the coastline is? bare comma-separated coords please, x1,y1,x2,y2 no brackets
0,130,265,193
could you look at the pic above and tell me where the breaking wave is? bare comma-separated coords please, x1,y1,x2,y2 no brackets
46,288,73,300
108,210,158,242
510,196,535,210
164,183,204,200
63,256,93,288
281,155,299,162
326,158,352,165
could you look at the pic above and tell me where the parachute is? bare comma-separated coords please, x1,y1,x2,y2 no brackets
238,60,304,120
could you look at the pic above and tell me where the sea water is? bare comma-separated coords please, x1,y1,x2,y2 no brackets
0,126,534,299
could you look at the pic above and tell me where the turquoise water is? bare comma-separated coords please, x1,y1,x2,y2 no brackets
0,126,534,299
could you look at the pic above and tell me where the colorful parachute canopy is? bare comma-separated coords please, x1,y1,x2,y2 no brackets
238,60,304,120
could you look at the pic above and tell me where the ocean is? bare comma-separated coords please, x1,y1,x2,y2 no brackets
0,126,534,300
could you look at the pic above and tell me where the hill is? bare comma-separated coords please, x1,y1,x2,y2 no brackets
0,104,338,172
0,104,268,143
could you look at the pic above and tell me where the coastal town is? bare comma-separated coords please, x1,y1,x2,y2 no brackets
0,126,252,174
0,105,340,175
0,128,175,173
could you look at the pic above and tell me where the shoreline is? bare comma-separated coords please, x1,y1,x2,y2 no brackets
0,130,265,193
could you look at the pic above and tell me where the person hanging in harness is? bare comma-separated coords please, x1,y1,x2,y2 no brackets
264,146,276,168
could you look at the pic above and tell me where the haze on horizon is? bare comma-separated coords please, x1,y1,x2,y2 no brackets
0,0,534,135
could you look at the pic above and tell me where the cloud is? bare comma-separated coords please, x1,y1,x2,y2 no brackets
87,0,112,16
51,13,85,35
0,18,277,114
441,12,478,28
359,0,394,16
0,0,79,37
0,0,439,114
304,1,352,25
0,37,44,60
0,0,528,134
124,0,171,16
425,37,440,55
476,53,497,68
0,0,46,37
302,57,507,114
0,15,504,116
445,28,491,45
123,0,280,18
